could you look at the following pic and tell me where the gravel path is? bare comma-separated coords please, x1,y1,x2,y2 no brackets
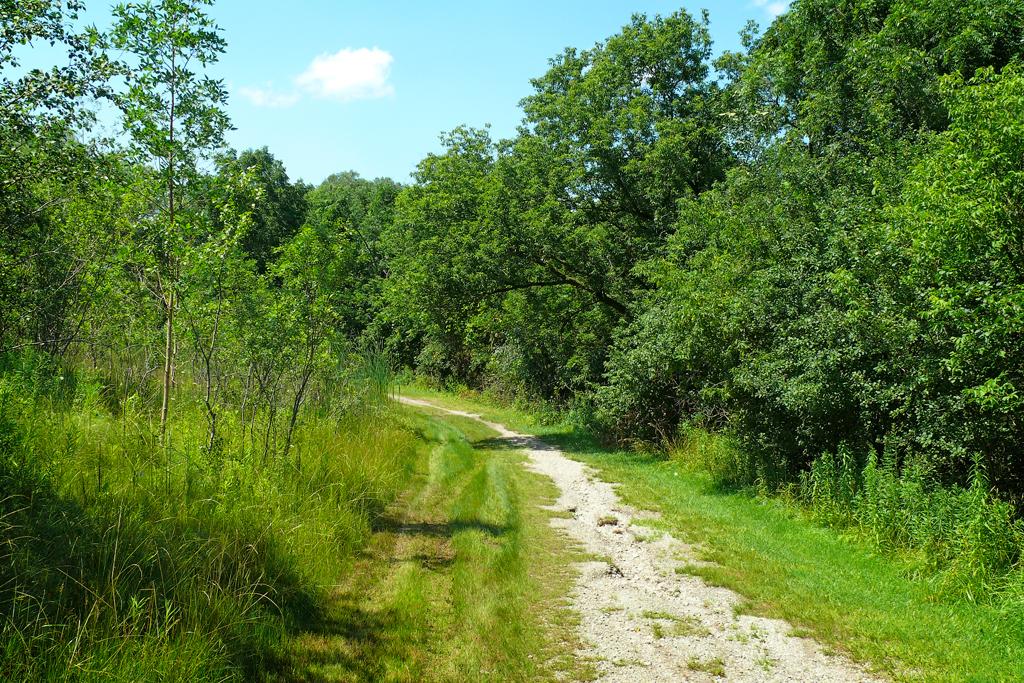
400,397,882,682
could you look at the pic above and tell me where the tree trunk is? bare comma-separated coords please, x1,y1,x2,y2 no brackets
160,292,174,443
159,40,177,445
284,364,313,459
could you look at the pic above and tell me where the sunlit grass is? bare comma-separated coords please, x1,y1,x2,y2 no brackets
270,407,593,681
0,364,420,681
406,387,1024,682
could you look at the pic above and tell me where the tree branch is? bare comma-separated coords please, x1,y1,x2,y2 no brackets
476,279,571,298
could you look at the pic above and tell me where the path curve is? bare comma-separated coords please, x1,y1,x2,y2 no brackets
400,397,881,682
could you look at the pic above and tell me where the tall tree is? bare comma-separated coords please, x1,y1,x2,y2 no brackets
213,147,308,273
0,0,116,352
381,10,730,396
731,0,1024,156
382,126,498,381
511,9,729,308
304,171,400,333
110,0,230,441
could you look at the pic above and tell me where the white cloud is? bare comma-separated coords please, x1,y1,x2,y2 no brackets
295,47,395,102
237,84,299,108
753,0,789,17
238,47,394,109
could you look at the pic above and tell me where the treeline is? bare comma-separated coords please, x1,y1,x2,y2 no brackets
368,1,1024,596
375,1,1024,506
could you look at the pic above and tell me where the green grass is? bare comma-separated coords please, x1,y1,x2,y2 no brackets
0,362,594,682
402,386,1024,682
686,655,726,677
266,406,593,682
0,361,422,682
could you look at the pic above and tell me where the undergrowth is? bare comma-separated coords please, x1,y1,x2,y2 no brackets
0,354,419,681
672,429,1024,607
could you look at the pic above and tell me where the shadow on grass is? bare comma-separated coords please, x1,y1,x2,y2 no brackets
262,597,416,682
374,514,510,540
472,435,560,453
265,511,514,680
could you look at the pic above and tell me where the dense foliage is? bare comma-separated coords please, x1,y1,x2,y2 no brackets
369,0,1024,504
0,1,408,678
3,0,1024,677
371,0,1024,599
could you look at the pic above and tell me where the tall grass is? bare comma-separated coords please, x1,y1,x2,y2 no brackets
801,446,1024,603
669,426,1024,606
0,351,418,681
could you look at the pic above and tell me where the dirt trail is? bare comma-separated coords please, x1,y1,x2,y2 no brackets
400,396,882,682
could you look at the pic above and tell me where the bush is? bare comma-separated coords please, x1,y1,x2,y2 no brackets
671,427,759,490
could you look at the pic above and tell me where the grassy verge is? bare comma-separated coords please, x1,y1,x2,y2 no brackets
0,359,593,681
268,406,592,682
0,361,420,681
400,385,1024,682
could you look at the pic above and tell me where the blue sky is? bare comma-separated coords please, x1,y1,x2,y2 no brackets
43,1,789,184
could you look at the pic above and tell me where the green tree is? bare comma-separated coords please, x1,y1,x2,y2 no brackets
900,66,1024,496
382,10,732,397
274,224,356,455
0,0,114,132
510,9,729,310
0,0,116,352
179,162,259,450
110,0,230,441
381,126,499,381
213,147,308,273
304,170,400,334
731,0,1024,156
